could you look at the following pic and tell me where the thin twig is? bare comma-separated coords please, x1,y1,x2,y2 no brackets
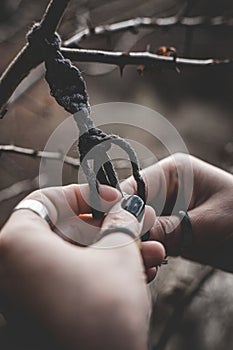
0,144,80,167
65,15,233,46
9,47,233,108
61,47,233,69
0,0,71,116
0,144,152,169
153,267,215,350
1,47,232,117
0,155,153,203
0,174,47,202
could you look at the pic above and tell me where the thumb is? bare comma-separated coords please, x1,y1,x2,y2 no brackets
93,195,147,249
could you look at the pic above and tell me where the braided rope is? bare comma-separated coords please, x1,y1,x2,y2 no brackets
27,23,146,219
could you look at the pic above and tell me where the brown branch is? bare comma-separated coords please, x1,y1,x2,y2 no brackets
39,0,70,37
1,2,233,116
1,48,233,116
61,47,233,69
0,144,155,202
0,0,71,116
153,266,215,350
65,15,233,46
8,65,45,105
0,144,80,167
0,45,41,117
0,144,152,170
0,174,48,202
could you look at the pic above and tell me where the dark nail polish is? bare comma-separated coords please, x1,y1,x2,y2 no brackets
141,231,150,241
122,195,145,222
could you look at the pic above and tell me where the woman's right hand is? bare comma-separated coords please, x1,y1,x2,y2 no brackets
0,184,164,350
122,153,233,272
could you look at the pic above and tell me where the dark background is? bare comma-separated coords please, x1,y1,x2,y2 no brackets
0,1,233,349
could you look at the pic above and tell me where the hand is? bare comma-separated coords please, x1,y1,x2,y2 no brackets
122,153,233,273
0,184,165,350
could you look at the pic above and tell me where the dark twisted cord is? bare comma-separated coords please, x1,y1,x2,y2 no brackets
26,23,146,220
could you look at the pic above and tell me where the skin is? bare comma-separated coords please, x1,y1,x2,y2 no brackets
0,184,165,350
122,153,233,273
1,153,231,348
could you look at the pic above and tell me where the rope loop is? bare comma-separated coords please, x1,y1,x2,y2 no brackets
26,25,147,231
79,128,112,161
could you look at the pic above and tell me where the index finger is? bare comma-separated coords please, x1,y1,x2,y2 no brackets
27,184,121,224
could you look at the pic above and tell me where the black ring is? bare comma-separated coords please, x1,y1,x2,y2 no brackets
178,210,193,249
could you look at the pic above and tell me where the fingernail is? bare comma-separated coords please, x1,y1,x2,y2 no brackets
141,231,150,241
122,195,145,222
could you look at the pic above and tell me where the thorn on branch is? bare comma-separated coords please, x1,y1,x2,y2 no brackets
1,5,233,114
87,19,95,35
62,47,233,69
65,15,233,47
136,44,150,76
137,64,146,76
119,64,125,77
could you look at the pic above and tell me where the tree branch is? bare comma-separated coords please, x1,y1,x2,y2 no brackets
0,143,155,202
61,47,233,69
1,2,233,116
39,0,70,37
65,15,233,46
0,144,80,167
0,46,41,117
0,174,47,202
0,144,149,170
0,0,71,116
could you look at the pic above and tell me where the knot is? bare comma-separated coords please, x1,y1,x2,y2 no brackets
38,21,146,224
45,56,90,115
27,23,61,54
27,23,90,116
79,128,112,161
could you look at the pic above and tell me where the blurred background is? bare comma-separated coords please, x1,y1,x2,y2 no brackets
0,0,233,349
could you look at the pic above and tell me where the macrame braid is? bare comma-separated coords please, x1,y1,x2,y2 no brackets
27,24,147,226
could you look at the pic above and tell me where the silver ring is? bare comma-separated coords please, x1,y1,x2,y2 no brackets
101,226,138,240
100,226,142,249
13,199,53,226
